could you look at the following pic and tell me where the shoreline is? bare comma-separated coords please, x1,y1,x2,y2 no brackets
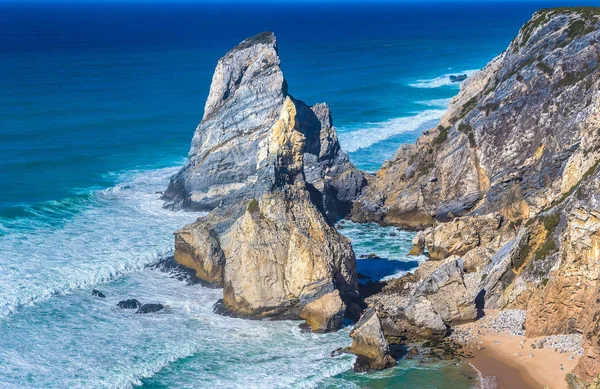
456,312,581,389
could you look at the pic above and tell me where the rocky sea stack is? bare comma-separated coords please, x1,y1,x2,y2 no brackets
164,31,365,222
349,7,600,387
167,32,361,332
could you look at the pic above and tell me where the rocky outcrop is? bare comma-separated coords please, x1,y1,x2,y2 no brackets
300,290,346,333
221,182,357,320
348,308,396,372
168,34,360,332
352,8,600,228
349,10,600,386
367,258,478,342
164,32,364,222
415,213,505,260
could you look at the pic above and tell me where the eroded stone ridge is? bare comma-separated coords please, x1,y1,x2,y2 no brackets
349,9,600,386
352,9,600,228
165,31,364,222
169,39,360,332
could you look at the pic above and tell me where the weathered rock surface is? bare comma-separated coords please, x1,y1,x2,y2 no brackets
168,35,359,332
221,182,357,320
348,307,396,372
300,290,346,333
352,8,600,227
165,32,364,222
349,10,600,385
417,213,505,260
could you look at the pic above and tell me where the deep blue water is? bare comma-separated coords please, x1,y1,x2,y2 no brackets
0,2,592,388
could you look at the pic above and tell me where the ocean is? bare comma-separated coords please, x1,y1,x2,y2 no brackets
0,1,584,388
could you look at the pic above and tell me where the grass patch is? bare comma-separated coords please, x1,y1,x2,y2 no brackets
483,102,500,115
542,213,560,232
542,278,549,286
536,62,553,76
481,273,488,282
459,97,478,119
433,126,449,145
247,198,260,214
535,239,557,260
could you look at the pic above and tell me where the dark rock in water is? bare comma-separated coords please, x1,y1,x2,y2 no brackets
389,232,397,237
330,347,345,357
137,304,164,314
336,223,344,229
449,74,468,83
117,299,141,309
149,257,222,288
359,253,382,259
92,289,106,298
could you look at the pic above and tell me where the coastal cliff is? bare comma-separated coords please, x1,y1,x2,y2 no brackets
349,8,600,387
352,7,600,228
169,33,359,333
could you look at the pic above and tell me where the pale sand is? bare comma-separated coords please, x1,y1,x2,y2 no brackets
457,315,580,389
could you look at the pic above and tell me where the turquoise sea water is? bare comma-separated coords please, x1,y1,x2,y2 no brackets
0,1,588,388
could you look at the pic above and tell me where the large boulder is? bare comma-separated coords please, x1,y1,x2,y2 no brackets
405,258,477,332
348,307,396,372
300,290,346,333
164,31,364,222
221,183,357,320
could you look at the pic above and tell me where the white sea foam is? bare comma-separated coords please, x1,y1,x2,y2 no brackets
337,109,445,153
416,98,453,108
0,270,354,389
408,69,478,89
0,166,199,316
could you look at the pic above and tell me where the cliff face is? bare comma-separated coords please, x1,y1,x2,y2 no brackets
349,8,600,385
165,32,364,222
169,36,360,332
352,8,600,228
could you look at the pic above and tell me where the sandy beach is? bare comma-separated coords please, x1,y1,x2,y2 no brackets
456,311,581,389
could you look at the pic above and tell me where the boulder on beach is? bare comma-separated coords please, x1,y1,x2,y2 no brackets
348,307,396,372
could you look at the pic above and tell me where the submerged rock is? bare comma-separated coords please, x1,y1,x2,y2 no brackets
92,289,106,298
348,307,396,372
449,74,468,83
137,304,164,314
117,299,141,309
164,31,364,222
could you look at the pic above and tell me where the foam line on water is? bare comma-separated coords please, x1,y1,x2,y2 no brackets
408,69,478,88
337,109,446,153
0,269,354,389
0,166,199,317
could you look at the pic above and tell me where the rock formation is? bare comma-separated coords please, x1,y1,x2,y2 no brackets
349,8,600,386
352,8,600,228
347,307,396,372
164,32,364,222
168,33,359,333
